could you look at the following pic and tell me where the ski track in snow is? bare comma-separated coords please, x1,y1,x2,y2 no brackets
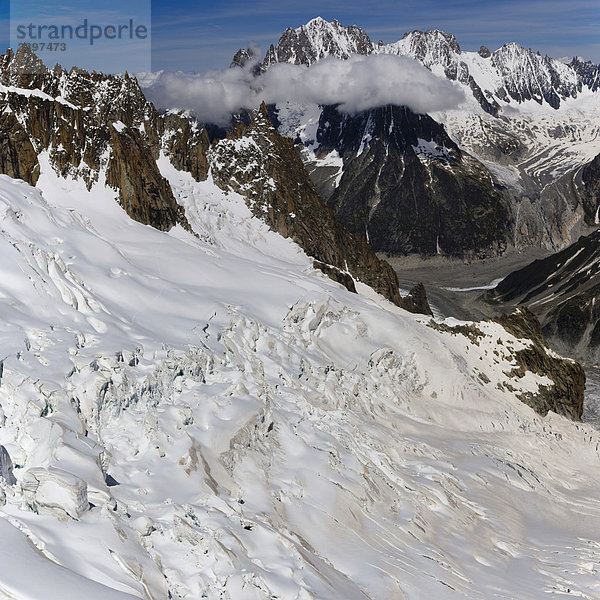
0,163,597,599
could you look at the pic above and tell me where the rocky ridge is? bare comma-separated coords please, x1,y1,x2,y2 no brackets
256,19,594,113
0,45,208,231
209,103,403,305
0,46,406,306
490,230,600,362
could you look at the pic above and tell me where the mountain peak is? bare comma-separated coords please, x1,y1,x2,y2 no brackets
262,17,374,68
397,29,461,54
230,47,257,69
305,16,329,26
4,44,48,79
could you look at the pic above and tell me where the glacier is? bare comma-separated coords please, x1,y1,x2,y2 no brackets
0,152,597,599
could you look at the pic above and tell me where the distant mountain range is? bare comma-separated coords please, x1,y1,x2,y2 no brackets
230,17,600,258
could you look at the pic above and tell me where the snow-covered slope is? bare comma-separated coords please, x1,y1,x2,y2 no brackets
0,151,598,599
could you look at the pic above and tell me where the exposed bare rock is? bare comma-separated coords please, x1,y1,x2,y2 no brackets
161,113,210,181
430,308,585,420
209,104,403,305
495,308,585,420
478,45,491,58
313,261,357,293
401,283,433,316
0,48,202,231
230,47,259,70
313,104,508,258
570,56,600,92
0,109,39,184
490,230,600,362
581,152,600,224
107,127,182,230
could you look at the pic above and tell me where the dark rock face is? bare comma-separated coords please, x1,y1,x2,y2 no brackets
546,288,600,349
0,108,39,184
0,45,200,230
230,48,255,69
209,104,403,306
581,153,600,224
106,127,182,231
478,46,491,58
230,47,262,76
162,114,210,182
491,230,600,362
570,56,600,92
495,309,585,421
0,445,16,486
401,283,433,316
313,105,508,257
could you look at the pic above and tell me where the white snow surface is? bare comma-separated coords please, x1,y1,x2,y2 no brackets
0,161,598,599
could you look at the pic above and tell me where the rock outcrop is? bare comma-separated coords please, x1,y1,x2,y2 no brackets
106,126,183,230
581,152,600,224
491,230,600,362
312,104,508,257
430,308,586,420
0,45,199,230
495,309,585,420
401,283,433,316
209,104,403,305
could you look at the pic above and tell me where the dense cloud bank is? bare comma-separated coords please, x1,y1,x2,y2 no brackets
140,54,465,125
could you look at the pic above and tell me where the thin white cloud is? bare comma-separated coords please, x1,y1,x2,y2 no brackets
140,53,465,126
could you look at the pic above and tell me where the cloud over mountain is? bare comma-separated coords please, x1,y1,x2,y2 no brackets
140,54,465,125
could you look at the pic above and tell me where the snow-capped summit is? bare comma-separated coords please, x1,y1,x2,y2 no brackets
377,30,498,112
489,42,580,108
262,16,374,68
381,29,462,66
252,18,600,113
381,31,586,111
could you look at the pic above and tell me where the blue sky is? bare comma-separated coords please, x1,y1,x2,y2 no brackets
152,0,600,71
1,0,599,72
